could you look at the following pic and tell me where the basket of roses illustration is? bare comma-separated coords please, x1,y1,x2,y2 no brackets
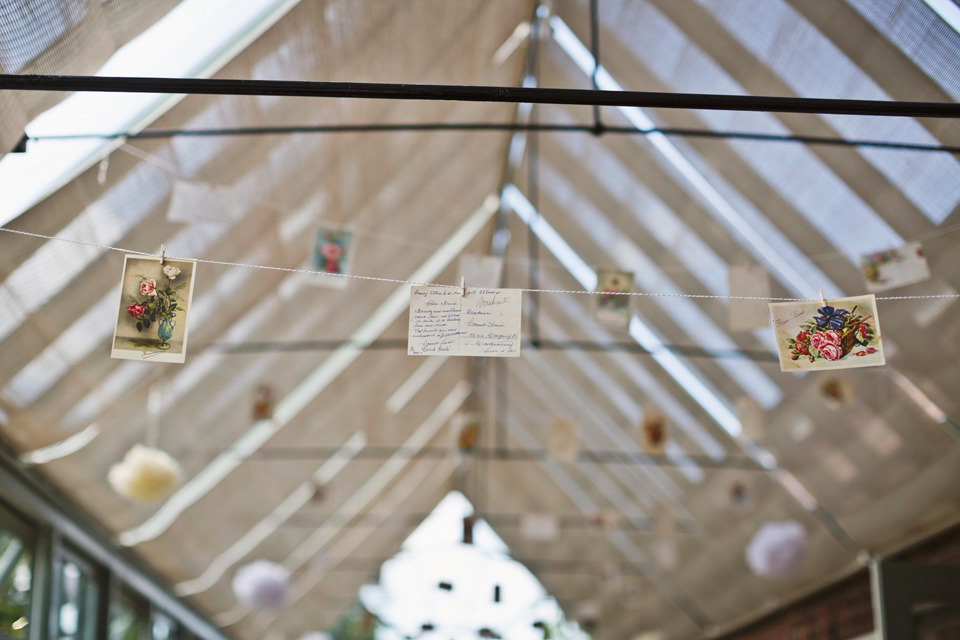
788,305,877,363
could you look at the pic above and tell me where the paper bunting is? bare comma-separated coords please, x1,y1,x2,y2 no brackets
252,384,275,420
310,226,355,289
458,254,505,289
520,513,560,542
596,562,622,592
593,268,634,329
587,509,622,533
112,255,197,363
452,412,481,454
408,286,522,357
769,294,885,371
728,264,771,331
735,396,765,442
818,377,854,408
652,538,679,571
547,418,579,462
640,414,669,455
861,241,930,293
166,180,239,224
729,479,753,510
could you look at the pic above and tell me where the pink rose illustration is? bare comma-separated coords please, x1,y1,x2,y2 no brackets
139,279,158,297
819,344,843,361
857,325,867,340
126,304,146,318
320,244,342,261
810,330,841,352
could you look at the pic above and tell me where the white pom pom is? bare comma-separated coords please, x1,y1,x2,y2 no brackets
745,520,809,578
108,445,182,504
232,561,290,609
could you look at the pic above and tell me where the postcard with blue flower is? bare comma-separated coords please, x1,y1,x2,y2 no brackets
769,294,884,372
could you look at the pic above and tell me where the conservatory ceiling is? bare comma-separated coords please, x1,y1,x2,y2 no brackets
1,0,960,639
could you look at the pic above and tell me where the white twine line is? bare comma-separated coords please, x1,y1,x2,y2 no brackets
2,226,958,301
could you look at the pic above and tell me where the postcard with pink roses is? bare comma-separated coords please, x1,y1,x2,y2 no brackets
310,226,355,289
111,255,197,363
769,294,885,372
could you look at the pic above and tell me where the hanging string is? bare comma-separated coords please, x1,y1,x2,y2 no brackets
116,140,960,272
1,226,957,302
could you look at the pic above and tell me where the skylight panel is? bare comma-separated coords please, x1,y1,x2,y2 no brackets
0,0,300,228
504,184,743,440
696,0,960,225
549,16,843,299
540,164,782,409
0,159,173,343
544,285,727,461
844,0,960,97
596,1,912,247
364,492,585,640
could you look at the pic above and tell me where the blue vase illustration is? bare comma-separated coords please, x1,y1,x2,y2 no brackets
156,315,176,350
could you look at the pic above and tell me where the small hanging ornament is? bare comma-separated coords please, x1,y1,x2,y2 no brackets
108,445,182,504
745,520,809,578
232,560,290,609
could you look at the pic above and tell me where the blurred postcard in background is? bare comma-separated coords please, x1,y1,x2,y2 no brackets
311,226,355,289
593,268,634,329
861,241,929,293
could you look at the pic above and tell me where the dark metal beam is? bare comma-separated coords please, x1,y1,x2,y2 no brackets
25,122,960,154
3,74,960,117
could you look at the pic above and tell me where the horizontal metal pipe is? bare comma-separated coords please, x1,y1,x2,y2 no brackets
206,338,780,362
4,74,960,118
280,511,696,534
245,445,764,470
26,121,960,153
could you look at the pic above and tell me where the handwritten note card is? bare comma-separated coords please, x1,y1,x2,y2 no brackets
408,286,522,357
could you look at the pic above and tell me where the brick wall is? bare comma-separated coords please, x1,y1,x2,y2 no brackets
718,522,960,640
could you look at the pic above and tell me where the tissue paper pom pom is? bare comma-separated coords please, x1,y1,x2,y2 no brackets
745,520,808,578
299,634,333,640
108,445,182,504
232,561,290,609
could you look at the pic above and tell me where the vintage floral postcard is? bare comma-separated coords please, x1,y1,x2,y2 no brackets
547,418,579,462
310,226,355,289
769,294,885,372
861,241,930,293
593,268,634,329
640,414,668,455
111,255,196,363
252,384,275,421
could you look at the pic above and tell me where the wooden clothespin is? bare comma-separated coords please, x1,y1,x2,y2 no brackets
460,276,466,297
818,288,826,307
160,244,166,265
